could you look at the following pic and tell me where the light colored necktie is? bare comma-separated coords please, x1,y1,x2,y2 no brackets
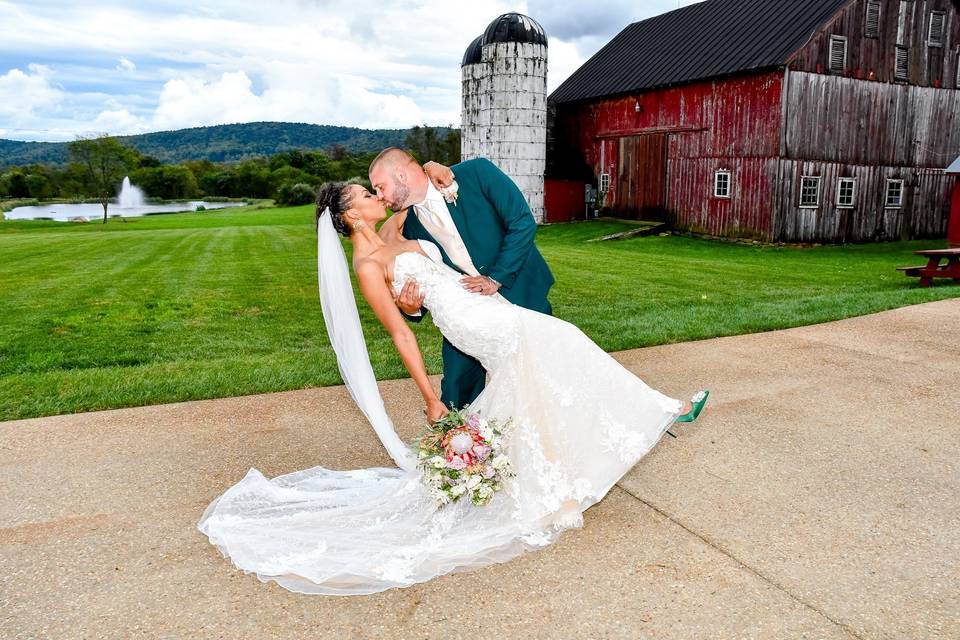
419,200,442,229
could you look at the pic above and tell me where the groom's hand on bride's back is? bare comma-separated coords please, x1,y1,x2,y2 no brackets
394,280,425,315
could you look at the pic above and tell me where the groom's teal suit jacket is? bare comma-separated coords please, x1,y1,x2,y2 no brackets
401,157,555,406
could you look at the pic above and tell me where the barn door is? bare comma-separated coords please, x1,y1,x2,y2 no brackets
615,134,668,220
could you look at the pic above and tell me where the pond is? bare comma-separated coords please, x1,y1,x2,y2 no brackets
4,201,246,221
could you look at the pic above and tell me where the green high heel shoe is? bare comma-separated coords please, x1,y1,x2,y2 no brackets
674,390,710,423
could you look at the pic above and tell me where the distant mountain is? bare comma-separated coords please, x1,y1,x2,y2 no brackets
0,122,450,166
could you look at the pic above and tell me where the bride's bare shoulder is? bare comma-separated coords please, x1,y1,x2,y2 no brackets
354,256,385,280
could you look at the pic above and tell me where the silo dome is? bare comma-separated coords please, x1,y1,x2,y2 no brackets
481,12,547,47
461,35,483,66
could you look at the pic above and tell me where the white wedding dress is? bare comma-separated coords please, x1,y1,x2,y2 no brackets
197,240,683,595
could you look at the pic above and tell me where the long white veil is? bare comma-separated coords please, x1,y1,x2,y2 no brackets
316,208,417,471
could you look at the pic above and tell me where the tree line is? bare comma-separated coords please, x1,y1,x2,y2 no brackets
1,125,461,220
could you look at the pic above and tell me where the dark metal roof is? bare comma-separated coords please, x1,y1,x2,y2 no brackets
482,12,547,47
462,35,483,66
550,0,851,104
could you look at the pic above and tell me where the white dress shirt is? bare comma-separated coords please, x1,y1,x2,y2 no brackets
413,181,480,277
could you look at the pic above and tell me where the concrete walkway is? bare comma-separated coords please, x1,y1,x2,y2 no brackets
2,299,957,639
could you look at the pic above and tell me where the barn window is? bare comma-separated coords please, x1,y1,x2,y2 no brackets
885,179,904,208
836,178,857,208
895,46,910,81
714,170,731,198
927,11,946,47
865,1,881,38
829,36,848,72
799,176,822,208
956,51,960,88
599,172,611,192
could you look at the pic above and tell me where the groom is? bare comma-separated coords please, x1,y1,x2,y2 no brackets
369,148,554,409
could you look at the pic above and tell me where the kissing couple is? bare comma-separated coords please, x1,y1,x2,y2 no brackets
198,148,710,595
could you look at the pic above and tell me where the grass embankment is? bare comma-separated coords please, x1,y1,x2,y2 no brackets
1,205,956,421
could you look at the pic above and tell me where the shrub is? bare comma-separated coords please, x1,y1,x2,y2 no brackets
276,182,317,206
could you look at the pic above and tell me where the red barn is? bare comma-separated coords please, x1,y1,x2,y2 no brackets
547,0,960,243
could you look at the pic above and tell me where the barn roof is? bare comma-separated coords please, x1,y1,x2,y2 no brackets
947,156,960,174
550,0,851,104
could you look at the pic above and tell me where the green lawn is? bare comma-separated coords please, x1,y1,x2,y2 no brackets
1,205,957,421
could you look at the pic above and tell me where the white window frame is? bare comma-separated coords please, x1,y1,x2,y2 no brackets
895,46,910,81
829,35,848,72
599,172,611,193
864,1,881,39
956,51,960,88
714,169,732,198
836,177,857,208
799,176,822,209
927,11,946,48
885,179,905,209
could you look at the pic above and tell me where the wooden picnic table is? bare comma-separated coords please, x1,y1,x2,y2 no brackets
897,248,960,287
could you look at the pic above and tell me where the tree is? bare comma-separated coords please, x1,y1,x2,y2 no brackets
439,126,461,165
130,165,200,200
405,125,439,164
68,134,137,223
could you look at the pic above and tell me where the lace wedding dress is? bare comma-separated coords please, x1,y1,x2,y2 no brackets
197,240,683,595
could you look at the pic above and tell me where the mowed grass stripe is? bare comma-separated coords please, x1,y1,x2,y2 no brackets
1,208,957,420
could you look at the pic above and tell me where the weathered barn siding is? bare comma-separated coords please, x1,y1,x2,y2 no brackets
669,157,780,238
776,70,958,241
791,0,960,88
784,71,960,165
554,73,783,235
774,160,952,241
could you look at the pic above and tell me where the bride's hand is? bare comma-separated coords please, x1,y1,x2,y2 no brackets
426,399,449,424
423,161,454,189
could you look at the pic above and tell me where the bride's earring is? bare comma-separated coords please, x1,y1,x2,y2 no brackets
352,219,367,232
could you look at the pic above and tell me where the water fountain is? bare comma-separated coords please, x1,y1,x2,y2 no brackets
118,176,145,208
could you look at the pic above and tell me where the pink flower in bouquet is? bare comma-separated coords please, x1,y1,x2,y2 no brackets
472,444,491,461
467,413,481,428
446,457,467,470
482,464,496,479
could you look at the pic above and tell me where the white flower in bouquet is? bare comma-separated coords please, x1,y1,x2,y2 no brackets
450,484,467,497
430,456,447,469
492,455,510,470
466,475,482,489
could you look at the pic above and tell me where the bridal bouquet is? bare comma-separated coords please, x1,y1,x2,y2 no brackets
413,408,514,507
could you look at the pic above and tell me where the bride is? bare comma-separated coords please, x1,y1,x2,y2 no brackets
197,179,709,595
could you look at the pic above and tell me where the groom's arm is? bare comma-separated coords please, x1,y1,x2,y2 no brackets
377,209,428,323
474,158,537,290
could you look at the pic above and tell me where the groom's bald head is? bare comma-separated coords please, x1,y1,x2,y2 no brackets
370,147,418,174
369,147,427,211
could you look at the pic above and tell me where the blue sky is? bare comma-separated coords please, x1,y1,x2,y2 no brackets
0,0,697,142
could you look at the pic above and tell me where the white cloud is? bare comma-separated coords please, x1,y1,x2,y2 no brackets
0,0,693,141
91,107,148,134
116,57,136,73
0,64,64,120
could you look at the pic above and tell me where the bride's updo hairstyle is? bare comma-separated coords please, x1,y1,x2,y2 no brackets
316,181,355,237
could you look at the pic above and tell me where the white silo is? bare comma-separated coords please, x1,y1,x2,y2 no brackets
460,13,548,223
